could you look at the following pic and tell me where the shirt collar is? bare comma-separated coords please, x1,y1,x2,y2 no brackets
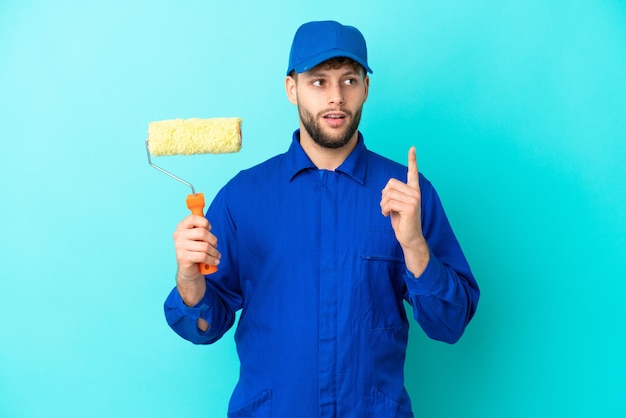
286,129,368,184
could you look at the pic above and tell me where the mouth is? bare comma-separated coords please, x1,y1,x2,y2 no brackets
322,111,348,127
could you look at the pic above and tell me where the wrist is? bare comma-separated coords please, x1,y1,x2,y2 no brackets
176,268,206,307
176,267,203,283
402,237,430,278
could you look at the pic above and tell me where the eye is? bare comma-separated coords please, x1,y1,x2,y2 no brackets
312,79,324,87
344,78,357,86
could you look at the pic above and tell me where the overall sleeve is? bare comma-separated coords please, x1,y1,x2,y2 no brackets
163,186,242,345
404,178,480,344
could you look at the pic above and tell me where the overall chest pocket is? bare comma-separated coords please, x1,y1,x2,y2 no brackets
359,230,408,331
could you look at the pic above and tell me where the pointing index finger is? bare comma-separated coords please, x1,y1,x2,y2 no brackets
407,146,419,189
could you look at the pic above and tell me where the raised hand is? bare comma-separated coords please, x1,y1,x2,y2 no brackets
173,215,220,313
380,146,430,277
173,214,221,279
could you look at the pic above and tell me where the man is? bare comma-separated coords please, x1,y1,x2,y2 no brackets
164,20,479,417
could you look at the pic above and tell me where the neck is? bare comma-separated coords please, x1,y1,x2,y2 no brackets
298,129,359,170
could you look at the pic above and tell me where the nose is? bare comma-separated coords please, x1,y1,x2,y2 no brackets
328,83,345,106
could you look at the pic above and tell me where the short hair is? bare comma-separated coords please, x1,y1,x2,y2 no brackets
289,57,366,79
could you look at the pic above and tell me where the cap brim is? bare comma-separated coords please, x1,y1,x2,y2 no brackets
291,49,373,74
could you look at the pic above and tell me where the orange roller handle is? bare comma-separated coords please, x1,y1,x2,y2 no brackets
186,193,218,275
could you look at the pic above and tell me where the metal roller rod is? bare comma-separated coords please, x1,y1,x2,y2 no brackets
146,139,196,195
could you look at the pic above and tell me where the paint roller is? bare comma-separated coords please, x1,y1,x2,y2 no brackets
146,117,242,275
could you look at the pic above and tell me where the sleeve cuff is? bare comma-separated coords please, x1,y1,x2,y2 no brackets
404,250,446,296
170,287,214,332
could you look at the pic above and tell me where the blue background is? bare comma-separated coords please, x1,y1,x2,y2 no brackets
1,1,625,417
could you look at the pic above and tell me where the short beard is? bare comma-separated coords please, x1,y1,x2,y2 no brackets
298,105,362,149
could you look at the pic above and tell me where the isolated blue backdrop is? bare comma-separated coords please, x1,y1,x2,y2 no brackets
1,1,625,417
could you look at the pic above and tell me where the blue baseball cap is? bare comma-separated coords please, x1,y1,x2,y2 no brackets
287,20,373,76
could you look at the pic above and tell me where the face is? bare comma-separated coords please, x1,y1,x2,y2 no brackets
286,62,369,149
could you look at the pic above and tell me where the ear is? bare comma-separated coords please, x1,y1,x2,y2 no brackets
362,75,370,104
285,75,298,105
